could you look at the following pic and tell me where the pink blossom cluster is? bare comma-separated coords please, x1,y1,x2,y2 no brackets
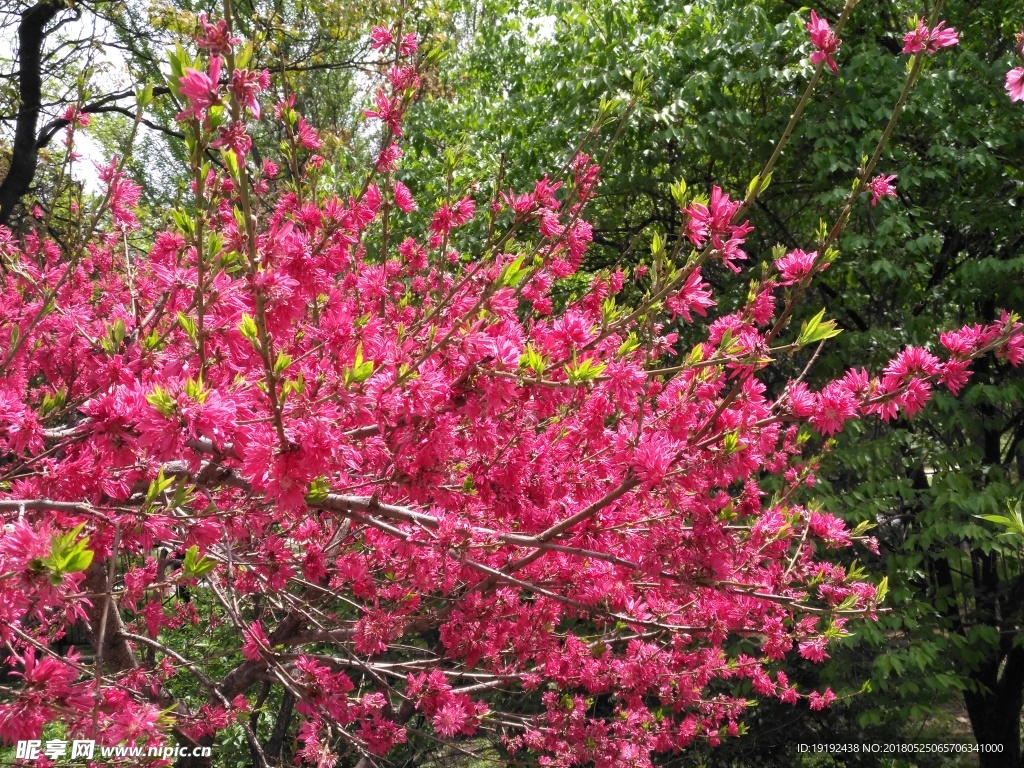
807,10,841,74
902,20,959,55
682,185,754,272
1008,32,1024,104
0,13,1021,768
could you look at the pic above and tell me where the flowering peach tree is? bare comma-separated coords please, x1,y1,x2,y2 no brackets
0,4,1022,767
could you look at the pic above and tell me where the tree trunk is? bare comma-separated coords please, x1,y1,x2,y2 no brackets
964,681,1023,768
0,0,62,225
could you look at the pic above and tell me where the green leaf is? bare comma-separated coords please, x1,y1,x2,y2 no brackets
182,545,216,580
185,377,208,403
177,312,197,341
617,333,640,357
238,313,260,346
145,467,175,506
274,351,291,374
565,357,607,384
519,344,547,376
146,385,175,417
497,255,528,288
305,477,330,504
876,575,888,604
344,343,374,385
797,308,842,346
137,83,154,108
42,523,94,580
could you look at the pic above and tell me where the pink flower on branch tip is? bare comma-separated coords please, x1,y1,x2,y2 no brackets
368,27,416,56
60,106,89,128
363,90,405,135
211,122,252,157
377,143,403,172
810,381,858,436
1007,67,1024,102
195,14,240,56
807,10,841,75
997,311,1024,365
369,25,395,51
902,20,959,55
294,118,322,150
683,185,752,271
241,621,271,660
228,68,270,120
665,267,715,322
808,689,837,711
798,637,830,663
868,174,897,206
774,248,818,284
387,64,421,91
392,181,417,213
399,33,418,57
176,56,222,121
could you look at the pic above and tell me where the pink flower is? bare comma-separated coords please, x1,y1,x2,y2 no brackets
807,10,841,75
110,178,142,230
940,325,980,356
399,33,418,57
428,196,475,239
0,521,52,571
370,26,394,51
387,65,420,91
432,702,468,737
106,703,162,746
1006,67,1024,102
502,188,535,215
295,118,323,150
363,89,404,134
392,181,417,213
997,320,1024,366
632,432,677,483
785,382,816,417
60,106,90,128
176,56,222,120
211,121,252,156
903,20,959,55
882,346,941,387
927,22,960,52
898,377,932,417
808,689,836,710
683,186,752,271
666,267,715,322
241,621,271,660
868,174,897,206
228,69,269,120
774,249,817,284
195,14,239,56
811,381,858,436
799,638,830,663
377,143,403,172
808,511,851,547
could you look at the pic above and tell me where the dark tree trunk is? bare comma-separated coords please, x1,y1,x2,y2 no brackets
964,662,1024,768
0,0,62,226
963,331,1024,768
264,689,296,764
82,560,140,674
